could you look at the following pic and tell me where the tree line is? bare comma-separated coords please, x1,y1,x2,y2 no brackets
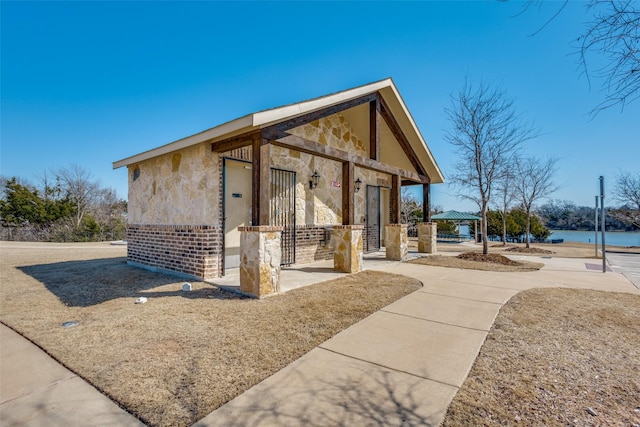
0,165,127,242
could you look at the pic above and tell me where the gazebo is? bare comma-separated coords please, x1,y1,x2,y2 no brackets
431,210,481,241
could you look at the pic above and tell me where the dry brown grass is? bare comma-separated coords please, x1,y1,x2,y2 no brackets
0,242,421,427
443,288,640,427
410,253,544,272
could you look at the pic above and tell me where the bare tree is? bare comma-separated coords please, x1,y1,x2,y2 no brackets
513,157,559,248
494,168,518,245
521,0,640,115
613,171,640,210
578,0,640,115
55,164,101,227
445,79,538,254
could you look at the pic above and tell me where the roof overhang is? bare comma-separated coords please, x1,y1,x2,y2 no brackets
112,78,444,184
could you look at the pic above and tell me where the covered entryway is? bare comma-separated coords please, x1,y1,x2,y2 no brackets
224,159,252,269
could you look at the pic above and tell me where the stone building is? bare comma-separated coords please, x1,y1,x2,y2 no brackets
113,78,444,297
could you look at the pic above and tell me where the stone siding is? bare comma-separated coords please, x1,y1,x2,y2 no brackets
127,224,223,280
128,143,220,225
271,146,342,226
289,113,368,156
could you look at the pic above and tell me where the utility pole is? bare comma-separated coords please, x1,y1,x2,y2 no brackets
594,196,599,258
600,176,606,273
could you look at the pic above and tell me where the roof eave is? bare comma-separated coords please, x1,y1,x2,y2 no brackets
112,114,255,169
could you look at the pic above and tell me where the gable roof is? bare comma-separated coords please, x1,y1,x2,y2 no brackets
113,78,444,184
431,210,481,221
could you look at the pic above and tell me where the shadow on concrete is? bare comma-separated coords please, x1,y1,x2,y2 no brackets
194,348,448,427
18,257,245,307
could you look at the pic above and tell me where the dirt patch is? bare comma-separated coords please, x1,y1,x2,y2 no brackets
504,246,554,254
410,254,543,272
443,288,640,427
457,252,522,265
0,242,421,427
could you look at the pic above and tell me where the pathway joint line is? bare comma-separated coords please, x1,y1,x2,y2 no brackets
0,374,78,405
431,278,523,292
379,309,493,333
416,290,505,305
315,346,461,390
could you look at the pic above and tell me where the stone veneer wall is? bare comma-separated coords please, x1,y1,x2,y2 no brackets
127,143,220,225
127,224,223,280
271,145,343,226
289,114,368,156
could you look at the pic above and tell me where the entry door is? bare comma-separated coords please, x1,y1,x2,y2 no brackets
224,159,252,269
366,185,381,252
270,168,296,266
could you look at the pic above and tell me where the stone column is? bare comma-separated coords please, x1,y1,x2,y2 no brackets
332,225,364,273
385,224,408,261
238,226,283,298
418,222,437,254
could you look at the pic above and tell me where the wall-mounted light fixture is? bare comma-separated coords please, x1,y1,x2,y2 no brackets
309,171,320,189
354,177,362,193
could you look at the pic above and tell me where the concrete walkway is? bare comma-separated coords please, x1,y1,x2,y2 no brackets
0,324,144,427
194,255,639,427
2,253,638,426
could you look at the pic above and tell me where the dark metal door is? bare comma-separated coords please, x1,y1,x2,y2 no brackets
270,168,296,266
366,185,381,252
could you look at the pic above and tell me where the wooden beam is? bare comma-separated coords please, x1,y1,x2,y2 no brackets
252,137,271,226
211,130,259,153
266,93,379,134
271,133,430,184
342,162,355,225
423,183,431,222
391,174,401,224
369,100,380,161
378,95,427,177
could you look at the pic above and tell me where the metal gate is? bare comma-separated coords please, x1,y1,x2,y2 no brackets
365,185,381,252
270,168,296,266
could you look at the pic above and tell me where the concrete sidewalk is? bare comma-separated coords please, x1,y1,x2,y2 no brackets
0,324,143,427
194,256,639,427
2,254,638,427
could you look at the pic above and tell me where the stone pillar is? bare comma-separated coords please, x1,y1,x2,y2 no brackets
332,225,364,273
418,222,437,254
385,224,408,261
238,226,283,298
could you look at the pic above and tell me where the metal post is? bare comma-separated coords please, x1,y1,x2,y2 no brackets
594,196,599,258
600,176,606,273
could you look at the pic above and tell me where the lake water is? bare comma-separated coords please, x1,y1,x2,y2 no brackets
457,225,640,247
549,230,640,247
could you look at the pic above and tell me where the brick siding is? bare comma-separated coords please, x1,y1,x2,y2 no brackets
127,224,223,280
294,225,334,264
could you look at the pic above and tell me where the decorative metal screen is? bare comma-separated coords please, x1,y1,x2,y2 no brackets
270,168,296,266
366,185,381,252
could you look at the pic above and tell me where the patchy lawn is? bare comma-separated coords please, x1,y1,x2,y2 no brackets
443,288,640,427
410,253,544,272
0,242,420,427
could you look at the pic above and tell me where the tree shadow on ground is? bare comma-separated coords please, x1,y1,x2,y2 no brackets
18,257,245,307
195,348,454,427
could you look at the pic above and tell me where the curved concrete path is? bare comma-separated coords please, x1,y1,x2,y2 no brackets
194,256,639,427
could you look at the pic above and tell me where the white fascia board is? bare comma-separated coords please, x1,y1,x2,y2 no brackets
112,115,254,169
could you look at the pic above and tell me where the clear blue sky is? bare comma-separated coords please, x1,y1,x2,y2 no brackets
2,1,638,212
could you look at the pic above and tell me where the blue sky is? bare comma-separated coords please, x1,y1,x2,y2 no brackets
2,1,638,212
